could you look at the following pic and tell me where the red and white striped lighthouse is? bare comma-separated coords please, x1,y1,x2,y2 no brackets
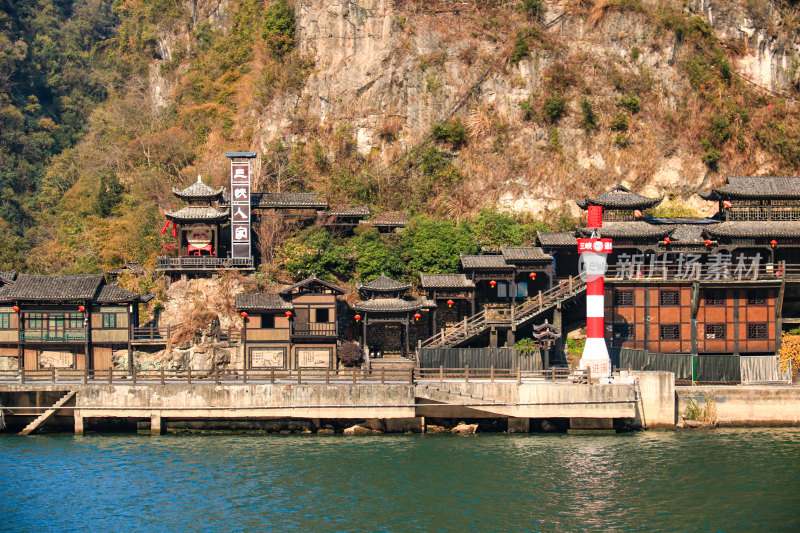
578,205,612,377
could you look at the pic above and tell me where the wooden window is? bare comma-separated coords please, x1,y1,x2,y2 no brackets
68,313,83,329
0,313,9,329
705,289,725,306
659,290,679,306
26,313,43,329
315,308,330,323
614,290,634,306
746,290,767,305
659,324,680,340
705,323,725,339
747,323,768,340
102,313,117,329
613,323,634,340
261,314,275,329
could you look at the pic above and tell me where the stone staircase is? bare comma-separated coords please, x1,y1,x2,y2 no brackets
419,276,586,349
19,390,76,436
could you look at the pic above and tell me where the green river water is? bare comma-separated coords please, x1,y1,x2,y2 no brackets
1,429,798,532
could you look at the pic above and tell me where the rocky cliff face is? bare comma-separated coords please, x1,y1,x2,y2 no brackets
153,0,800,217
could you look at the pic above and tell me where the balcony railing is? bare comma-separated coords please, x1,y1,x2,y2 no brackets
156,256,254,270
20,330,86,342
291,322,337,337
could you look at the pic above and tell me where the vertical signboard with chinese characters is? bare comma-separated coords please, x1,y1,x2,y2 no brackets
227,153,256,259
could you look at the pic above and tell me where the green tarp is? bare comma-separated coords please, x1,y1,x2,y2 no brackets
419,348,543,370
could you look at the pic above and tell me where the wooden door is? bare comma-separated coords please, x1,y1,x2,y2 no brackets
93,347,113,371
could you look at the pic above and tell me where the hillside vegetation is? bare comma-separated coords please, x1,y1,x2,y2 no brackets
3,0,800,286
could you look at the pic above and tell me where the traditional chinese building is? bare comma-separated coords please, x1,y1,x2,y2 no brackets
0,274,147,371
359,211,409,233
353,274,432,358
157,176,253,274
235,276,345,370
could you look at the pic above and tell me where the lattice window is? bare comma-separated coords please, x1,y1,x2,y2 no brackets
614,289,634,306
659,290,680,306
613,323,634,340
705,323,726,339
747,323,768,339
603,210,635,221
659,324,680,340
770,207,800,220
704,289,725,306
0,313,9,329
747,290,767,305
102,313,117,329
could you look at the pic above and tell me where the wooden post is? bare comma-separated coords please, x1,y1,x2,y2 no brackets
465,365,469,383
587,366,592,385
187,366,192,385
51,367,56,384
108,366,113,384
132,366,137,385
325,367,329,385
352,367,357,385
408,368,414,385
160,368,165,385
271,368,276,384
243,367,248,384
381,368,385,384
463,317,468,335
439,365,443,384
214,368,220,385
551,367,556,382
297,367,302,385
539,290,544,308
490,365,494,383
20,368,24,385
83,368,88,385
517,367,521,385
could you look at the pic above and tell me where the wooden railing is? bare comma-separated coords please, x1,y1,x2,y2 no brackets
19,331,86,342
156,256,254,270
217,327,241,343
291,322,336,337
0,367,592,385
132,324,173,342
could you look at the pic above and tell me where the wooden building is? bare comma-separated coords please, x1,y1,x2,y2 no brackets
359,211,409,233
236,276,345,370
0,274,147,371
353,274,432,358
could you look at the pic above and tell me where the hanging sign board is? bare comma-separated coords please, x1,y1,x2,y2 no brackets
587,205,603,228
227,152,256,259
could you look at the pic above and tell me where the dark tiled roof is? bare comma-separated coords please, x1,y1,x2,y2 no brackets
96,284,143,303
235,293,293,311
0,271,16,284
352,297,423,312
704,221,800,238
536,231,578,247
420,274,475,289
252,193,328,209
358,274,411,292
700,176,800,200
165,206,229,222
362,211,409,226
460,254,513,269
323,205,370,217
500,246,553,263
576,183,663,210
668,224,710,244
172,176,224,200
0,274,103,301
279,275,346,295
579,221,674,239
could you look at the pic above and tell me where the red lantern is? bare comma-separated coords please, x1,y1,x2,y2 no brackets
413,312,421,321
634,209,643,218
78,305,86,312
489,280,497,288
240,311,248,318
529,272,536,280
285,311,292,318
723,200,732,208
160,220,170,234
446,299,454,308
770,239,778,248
354,314,361,322
663,237,671,244
12,305,19,313
704,239,712,247
172,221,177,238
